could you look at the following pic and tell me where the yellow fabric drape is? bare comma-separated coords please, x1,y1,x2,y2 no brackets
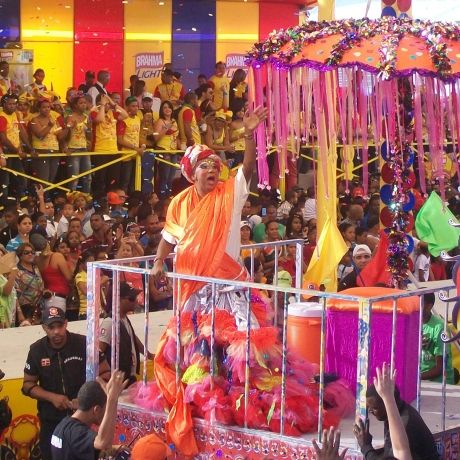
304,71,347,292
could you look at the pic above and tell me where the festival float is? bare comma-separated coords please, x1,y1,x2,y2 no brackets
82,16,460,460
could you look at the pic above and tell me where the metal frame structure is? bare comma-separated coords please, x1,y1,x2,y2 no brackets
85,242,456,450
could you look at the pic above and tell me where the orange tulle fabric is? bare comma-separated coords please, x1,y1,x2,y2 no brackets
155,180,248,456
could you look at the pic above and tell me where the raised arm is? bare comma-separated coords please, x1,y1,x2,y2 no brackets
374,364,412,460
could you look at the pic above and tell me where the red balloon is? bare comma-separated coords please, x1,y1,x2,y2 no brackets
402,170,416,190
403,213,414,232
397,0,412,13
381,163,394,184
383,0,396,4
380,206,394,227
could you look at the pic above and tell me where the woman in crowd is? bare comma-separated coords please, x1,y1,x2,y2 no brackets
6,215,33,252
339,221,356,250
64,93,91,193
0,256,20,328
15,243,44,325
260,219,282,283
35,235,73,311
153,101,179,197
229,99,246,157
116,241,144,309
240,220,259,260
204,111,234,158
285,213,305,239
74,250,109,320
229,68,247,110
29,98,66,186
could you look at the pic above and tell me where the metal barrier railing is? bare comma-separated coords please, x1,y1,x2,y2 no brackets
85,242,457,445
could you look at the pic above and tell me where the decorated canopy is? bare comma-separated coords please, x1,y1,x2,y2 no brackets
246,17,460,289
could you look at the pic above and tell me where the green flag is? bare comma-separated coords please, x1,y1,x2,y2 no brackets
415,192,460,257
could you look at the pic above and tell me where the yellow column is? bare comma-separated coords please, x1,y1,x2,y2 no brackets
318,0,335,21
21,0,74,98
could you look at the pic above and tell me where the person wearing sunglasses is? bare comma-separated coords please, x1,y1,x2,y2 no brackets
15,243,44,325
98,282,154,386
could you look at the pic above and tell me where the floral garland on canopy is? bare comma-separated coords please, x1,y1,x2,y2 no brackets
247,17,458,80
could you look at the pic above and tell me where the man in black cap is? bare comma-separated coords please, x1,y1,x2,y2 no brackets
22,306,110,460
99,282,154,385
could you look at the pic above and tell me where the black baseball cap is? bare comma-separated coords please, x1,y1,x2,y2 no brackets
120,281,141,299
42,306,66,326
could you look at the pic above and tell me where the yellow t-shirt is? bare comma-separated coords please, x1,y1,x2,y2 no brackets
75,271,87,316
0,111,21,149
156,120,179,151
31,111,63,151
177,106,201,147
90,109,118,153
154,81,184,107
209,75,230,110
67,116,89,149
117,115,141,160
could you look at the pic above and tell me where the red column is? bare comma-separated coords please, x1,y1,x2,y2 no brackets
73,0,124,94
259,1,300,40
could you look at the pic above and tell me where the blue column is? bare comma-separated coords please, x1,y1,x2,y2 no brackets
0,0,20,47
171,0,216,92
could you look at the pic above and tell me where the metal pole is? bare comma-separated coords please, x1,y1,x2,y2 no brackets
86,263,99,380
112,270,120,372
355,299,372,422
317,296,327,441
210,282,216,393
416,294,424,412
442,301,448,432
143,261,150,384
390,298,397,373
295,240,303,302
243,283,251,429
273,247,279,326
175,279,182,392
280,292,289,435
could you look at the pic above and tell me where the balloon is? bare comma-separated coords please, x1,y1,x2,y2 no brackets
402,192,415,212
382,6,397,17
405,235,414,254
381,141,389,161
380,184,393,205
380,206,394,227
381,163,394,184
402,170,416,190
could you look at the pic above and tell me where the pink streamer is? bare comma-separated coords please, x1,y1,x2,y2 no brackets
359,73,369,195
413,76,427,194
279,69,289,184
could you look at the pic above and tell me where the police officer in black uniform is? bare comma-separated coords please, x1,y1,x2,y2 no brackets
21,306,110,460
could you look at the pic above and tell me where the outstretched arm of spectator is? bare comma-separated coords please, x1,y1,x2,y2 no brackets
313,427,348,460
94,370,128,451
374,363,412,460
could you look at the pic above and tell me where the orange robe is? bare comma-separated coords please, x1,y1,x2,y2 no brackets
154,177,247,456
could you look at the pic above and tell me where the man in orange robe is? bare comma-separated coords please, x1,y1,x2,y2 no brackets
151,106,267,456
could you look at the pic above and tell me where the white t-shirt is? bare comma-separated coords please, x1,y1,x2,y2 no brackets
162,167,250,261
414,253,430,282
303,198,317,223
56,216,69,238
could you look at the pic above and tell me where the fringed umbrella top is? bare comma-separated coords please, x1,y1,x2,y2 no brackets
247,17,460,81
